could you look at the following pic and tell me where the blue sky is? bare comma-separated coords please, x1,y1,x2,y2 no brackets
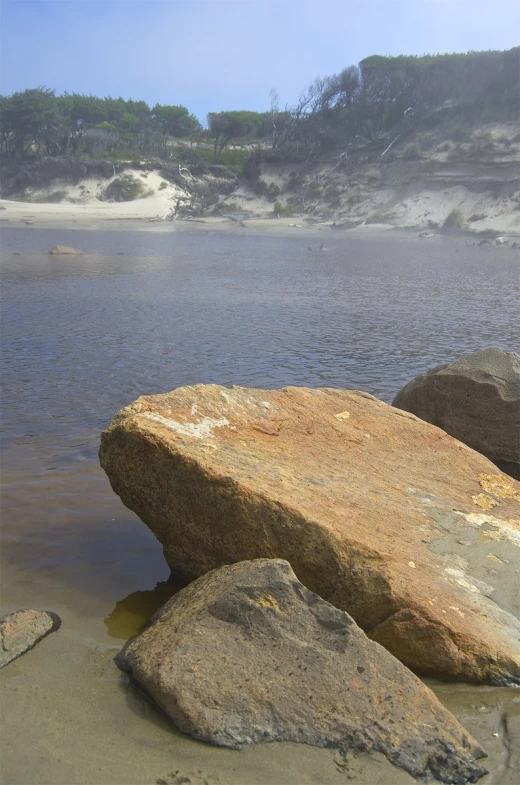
1,0,519,122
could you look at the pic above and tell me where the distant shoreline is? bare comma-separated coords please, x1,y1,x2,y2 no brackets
2,202,518,242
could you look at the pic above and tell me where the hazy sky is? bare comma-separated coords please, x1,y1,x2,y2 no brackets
1,0,519,121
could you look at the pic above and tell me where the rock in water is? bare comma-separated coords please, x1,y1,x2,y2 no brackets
0,610,61,669
99,384,520,684
48,246,82,255
117,559,487,783
392,348,520,479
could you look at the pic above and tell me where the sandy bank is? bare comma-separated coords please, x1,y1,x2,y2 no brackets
0,197,393,239
1,167,519,239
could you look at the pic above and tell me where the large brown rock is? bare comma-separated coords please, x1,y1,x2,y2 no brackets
0,609,61,669
99,384,520,684
117,559,487,784
392,348,520,479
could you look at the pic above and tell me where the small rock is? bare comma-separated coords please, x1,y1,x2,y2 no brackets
0,609,61,669
48,246,82,255
118,559,487,784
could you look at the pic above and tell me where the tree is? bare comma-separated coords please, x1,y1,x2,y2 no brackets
207,110,264,161
151,104,201,138
0,87,59,157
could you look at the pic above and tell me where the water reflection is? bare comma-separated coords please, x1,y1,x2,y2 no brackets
104,574,187,639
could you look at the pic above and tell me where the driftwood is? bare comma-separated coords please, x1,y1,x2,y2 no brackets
179,165,194,180
380,135,402,158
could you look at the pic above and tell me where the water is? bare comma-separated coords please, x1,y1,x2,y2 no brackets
1,226,519,629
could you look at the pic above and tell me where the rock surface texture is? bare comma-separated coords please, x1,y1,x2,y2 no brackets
117,559,487,784
392,348,520,479
48,246,82,255
0,609,61,669
99,384,520,684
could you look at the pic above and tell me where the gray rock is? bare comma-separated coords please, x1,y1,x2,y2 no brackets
0,609,61,669
392,348,520,478
117,559,487,784
48,246,82,255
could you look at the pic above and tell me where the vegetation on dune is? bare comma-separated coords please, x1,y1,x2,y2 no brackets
0,46,518,207
273,199,299,217
442,209,467,232
100,174,153,202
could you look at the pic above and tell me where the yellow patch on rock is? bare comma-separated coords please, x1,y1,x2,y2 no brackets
472,493,498,510
478,474,520,502
334,411,351,421
449,606,466,617
254,593,281,612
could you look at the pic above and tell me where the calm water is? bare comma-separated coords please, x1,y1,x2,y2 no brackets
1,226,519,633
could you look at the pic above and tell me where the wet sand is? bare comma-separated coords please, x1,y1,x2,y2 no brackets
1,560,519,785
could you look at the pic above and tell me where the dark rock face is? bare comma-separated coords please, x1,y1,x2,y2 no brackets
0,609,61,669
392,348,520,479
117,559,487,784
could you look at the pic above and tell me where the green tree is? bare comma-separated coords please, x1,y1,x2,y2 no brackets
207,110,264,162
151,104,201,137
0,87,59,157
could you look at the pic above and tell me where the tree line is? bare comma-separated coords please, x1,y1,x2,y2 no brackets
1,47,518,164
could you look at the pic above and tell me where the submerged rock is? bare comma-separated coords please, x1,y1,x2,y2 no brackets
0,609,61,669
117,559,487,784
99,384,520,684
48,246,82,255
392,348,520,479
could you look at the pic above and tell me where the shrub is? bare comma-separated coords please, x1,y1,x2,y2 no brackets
159,181,169,190
402,143,422,160
213,201,243,214
100,174,150,202
466,131,495,157
450,126,472,143
22,189,67,203
442,209,466,232
273,199,299,217
306,180,323,197
218,148,247,169
365,209,396,224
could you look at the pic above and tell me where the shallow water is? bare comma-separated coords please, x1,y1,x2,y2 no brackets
1,226,519,784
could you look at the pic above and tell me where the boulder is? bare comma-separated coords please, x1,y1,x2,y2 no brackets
117,559,487,784
392,348,520,479
99,384,520,684
0,609,61,669
48,246,82,255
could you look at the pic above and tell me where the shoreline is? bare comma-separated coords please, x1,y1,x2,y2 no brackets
1,198,519,241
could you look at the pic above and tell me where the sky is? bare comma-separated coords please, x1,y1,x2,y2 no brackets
1,0,519,122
